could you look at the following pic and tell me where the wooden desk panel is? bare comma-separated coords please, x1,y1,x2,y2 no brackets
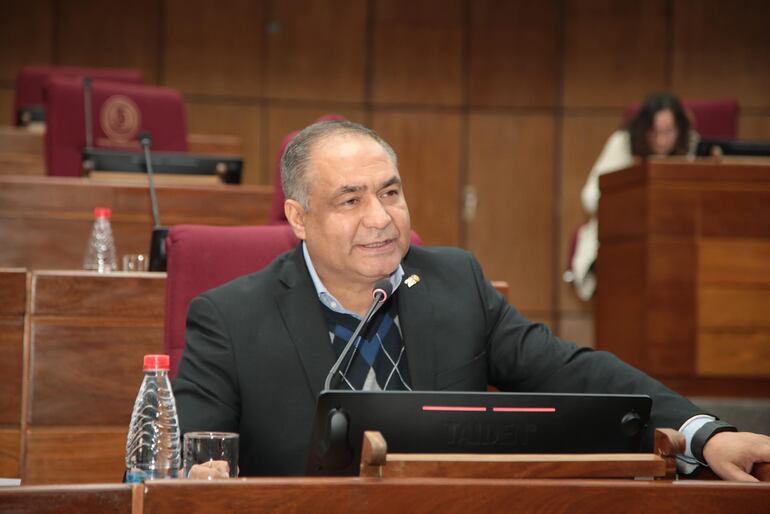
0,269,26,479
142,478,770,514
0,483,133,514
0,176,272,270
0,270,25,427
597,158,770,397
0,428,20,478
24,428,127,486
0,126,242,180
31,271,165,318
27,271,164,430
19,270,165,484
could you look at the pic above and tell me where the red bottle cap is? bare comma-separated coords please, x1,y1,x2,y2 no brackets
94,207,112,219
143,354,170,370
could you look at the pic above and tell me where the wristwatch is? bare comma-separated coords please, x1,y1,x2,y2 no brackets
691,420,737,464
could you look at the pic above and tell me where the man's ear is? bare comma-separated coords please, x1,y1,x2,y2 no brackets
284,199,307,240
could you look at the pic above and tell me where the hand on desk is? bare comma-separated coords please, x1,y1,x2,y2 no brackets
703,432,770,482
187,460,232,480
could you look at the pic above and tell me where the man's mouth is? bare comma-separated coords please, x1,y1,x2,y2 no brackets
360,239,393,249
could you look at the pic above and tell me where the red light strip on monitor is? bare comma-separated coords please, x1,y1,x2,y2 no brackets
422,406,487,412
492,407,556,413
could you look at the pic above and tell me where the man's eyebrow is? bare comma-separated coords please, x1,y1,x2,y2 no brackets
380,176,401,189
333,184,365,196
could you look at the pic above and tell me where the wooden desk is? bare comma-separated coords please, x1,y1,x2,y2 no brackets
0,269,165,484
0,176,272,270
1,479,768,514
143,478,770,514
596,157,770,397
0,484,134,514
0,126,242,178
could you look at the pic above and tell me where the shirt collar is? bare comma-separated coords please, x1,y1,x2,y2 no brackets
302,241,404,319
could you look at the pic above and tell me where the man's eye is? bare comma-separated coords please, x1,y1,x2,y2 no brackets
382,189,399,198
342,197,359,206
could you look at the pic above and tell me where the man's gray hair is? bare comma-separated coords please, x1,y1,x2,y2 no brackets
280,120,398,210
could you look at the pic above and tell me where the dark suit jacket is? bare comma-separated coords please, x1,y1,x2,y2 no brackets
174,245,705,476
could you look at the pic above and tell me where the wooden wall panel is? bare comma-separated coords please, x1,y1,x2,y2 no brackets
739,116,770,140
469,0,560,108
24,428,126,484
0,0,53,84
186,101,262,184
0,429,20,477
559,115,621,313
0,88,13,126
264,106,366,187
372,111,461,246
672,0,770,109
265,0,366,102
164,0,263,97
56,0,161,84
372,0,463,106
467,113,554,314
563,0,667,108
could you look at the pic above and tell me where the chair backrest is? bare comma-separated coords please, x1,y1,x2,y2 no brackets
44,76,188,177
164,224,300,376
164,224,423,376
268,114,349,225
14,65,144,125
622,97,739,139
268,130,298,224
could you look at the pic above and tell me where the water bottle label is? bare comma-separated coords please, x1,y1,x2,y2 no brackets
125,470,147,483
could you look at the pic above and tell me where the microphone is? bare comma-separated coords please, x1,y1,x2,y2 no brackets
82,77,94,153
139,131,169,271
322,279,393,391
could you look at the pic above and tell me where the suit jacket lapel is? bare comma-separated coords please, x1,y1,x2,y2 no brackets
275,246,335,399
398,256,437,390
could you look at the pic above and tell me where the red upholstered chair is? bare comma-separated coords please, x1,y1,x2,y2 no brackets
268,130,298,224
44,75,188,177
268,114,349,224
164,224,423,377
164,224,300,376
13,65,144,125
622,98,739,138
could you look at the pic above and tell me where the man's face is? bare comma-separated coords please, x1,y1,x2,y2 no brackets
287,133,411,291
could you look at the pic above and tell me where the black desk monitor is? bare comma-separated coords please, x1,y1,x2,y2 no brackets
696,137,770,157
82,148,244,184
306,390,652,476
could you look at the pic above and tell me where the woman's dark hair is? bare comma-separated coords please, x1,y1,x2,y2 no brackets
626,92,691,156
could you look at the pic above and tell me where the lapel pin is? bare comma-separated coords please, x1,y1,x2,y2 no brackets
405,274,420,288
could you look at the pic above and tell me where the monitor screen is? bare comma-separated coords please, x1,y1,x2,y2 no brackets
82,148,243,184
696,138,770,157
306,390,652,476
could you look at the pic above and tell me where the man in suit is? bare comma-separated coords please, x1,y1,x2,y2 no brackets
174,120,770,480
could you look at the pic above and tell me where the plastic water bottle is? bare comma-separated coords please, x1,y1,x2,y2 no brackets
83,207,118,272
125,354,181,483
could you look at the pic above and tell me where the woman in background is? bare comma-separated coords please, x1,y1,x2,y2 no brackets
569,92,699,300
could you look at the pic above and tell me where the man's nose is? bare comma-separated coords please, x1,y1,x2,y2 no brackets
362,197,392,229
